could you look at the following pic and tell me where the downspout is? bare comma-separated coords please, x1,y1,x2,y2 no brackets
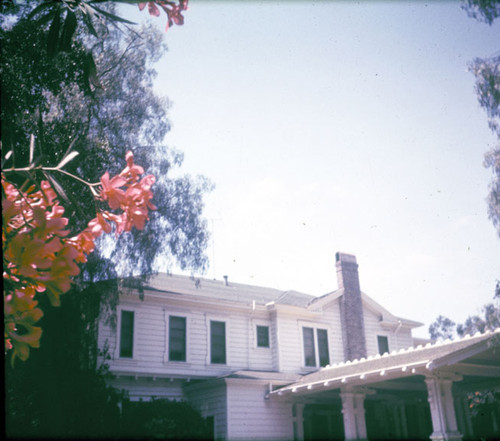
394,320,402,349
247,300,256,369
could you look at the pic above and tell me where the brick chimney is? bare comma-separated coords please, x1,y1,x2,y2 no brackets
336,252,367,361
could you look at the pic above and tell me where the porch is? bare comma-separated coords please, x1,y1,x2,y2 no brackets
268,329,500,441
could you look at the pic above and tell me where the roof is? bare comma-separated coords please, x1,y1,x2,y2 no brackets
130,274,420,328
268,328,500,398
140,274,319,308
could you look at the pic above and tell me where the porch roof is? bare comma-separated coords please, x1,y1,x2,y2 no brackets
268,328,500,398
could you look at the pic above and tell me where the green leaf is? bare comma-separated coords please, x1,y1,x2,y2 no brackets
43,171,70,205
80,3,98,37
36,9,57,28
60,10,78,52
91,5,137,25
47,6,62,57
27,1,57,20
84,52,102,89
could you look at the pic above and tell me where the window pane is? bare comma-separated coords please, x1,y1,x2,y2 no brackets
120,310,134,358
169,316,186,361
377,335,389,355
256,325,269,348
303,327,316,367
317,329,330,367
211,321,226,364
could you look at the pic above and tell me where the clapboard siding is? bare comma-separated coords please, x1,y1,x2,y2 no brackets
226,381,294,441
108,377,185,401
186,381,227,441
276,315,302,373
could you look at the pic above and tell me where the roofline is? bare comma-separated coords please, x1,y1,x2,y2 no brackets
267,328,500,399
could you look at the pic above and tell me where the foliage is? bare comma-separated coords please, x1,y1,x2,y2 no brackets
1,2,211,281
3,1,210,438
3,150,155,364
456,302,500,336
122,398,213,440
428,314,456,341
5,288,123,439
428,299,500,340
461,0,500,25
461,2,500,238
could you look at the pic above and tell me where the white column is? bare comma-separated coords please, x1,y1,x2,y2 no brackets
340,387,368,441
293,403,305,441
425,375,463,441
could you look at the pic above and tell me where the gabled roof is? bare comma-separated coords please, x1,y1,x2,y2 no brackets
143,273,288,306
268,328,500,398
129,274,419,327
308,289,422,328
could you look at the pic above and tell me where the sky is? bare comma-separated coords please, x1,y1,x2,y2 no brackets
122,1,499,338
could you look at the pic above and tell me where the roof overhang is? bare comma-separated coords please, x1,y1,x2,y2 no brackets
268,328,500,399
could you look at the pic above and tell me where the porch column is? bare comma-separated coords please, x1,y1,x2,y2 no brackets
425,375,463,441
340,387,367,441
293,403,305,441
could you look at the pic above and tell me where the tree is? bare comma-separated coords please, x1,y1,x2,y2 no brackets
428,315,456,341
3,2,211,437
461,0,500,25
428,300,500,340
1,2,211,358
461,1,500,238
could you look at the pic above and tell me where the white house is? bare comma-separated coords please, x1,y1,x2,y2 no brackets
98,252,500,441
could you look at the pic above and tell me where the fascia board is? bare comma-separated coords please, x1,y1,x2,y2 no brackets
272,303,322,318
427,334,500,371
121,289,271,314
307,290,343,310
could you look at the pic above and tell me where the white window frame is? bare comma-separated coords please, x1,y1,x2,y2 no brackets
252,319,272,349
165,312,190,364
377,334,390,355
299,321,331,368
205,315,229,366
115,306,138,360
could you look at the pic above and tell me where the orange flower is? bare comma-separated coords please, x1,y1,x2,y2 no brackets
100,172,126,210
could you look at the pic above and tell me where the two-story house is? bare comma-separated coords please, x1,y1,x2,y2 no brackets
98,252,500,441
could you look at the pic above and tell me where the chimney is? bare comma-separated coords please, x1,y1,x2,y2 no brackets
336,252,367,361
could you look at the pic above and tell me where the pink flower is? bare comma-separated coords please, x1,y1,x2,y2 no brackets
120,151,144,180
100,172,126,210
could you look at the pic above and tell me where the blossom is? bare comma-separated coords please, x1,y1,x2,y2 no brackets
120,150,144,180
138,1,188,31
3,151,155,364
100,172,127,210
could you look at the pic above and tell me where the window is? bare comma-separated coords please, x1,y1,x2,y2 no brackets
303,327,316,366
317,329,330,367
210,320,226,364
303,327,330,367
256,325,270,348
169,316,186,361
377,335,389,355
120,310,134,358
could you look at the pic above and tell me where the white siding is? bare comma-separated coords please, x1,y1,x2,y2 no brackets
186,381,227,441
108,377,185,401
249,318,273,371
275,303,345,374
226,380,294,441
363,307,415,356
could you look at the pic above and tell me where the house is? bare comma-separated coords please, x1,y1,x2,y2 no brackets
98,252,500,440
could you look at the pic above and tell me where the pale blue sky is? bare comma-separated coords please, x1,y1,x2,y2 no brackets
123,1,499,337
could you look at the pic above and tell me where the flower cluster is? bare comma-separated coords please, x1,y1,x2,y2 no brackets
3,152,155,364
138,0,188,30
